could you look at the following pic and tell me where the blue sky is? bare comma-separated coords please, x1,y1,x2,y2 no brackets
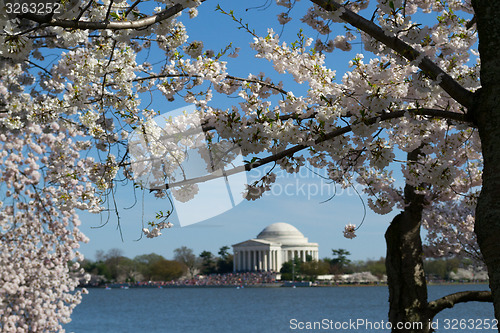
77,0,399,262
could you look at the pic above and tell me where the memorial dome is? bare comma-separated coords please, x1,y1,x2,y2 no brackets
256,222,308,245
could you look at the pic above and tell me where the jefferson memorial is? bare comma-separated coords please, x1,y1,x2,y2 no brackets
232,222,319,272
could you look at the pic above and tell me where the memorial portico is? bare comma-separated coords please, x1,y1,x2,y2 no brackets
232,223,319,272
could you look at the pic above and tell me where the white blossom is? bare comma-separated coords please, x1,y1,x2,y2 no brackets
343,224,357,239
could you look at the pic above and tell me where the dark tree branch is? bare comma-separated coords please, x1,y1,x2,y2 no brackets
19,1,203,30
150,108,473,190
124,0,143,18
466,15,477,30
105,0,115,21
308,0,474,109
75,0,95,22
133,73,288,95
26,60,52,76
428,290,493,317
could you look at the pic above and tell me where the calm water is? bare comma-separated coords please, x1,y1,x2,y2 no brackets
65,284,495,333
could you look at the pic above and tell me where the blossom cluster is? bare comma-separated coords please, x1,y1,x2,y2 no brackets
0,0,484,330
0,0,203,330
129,1,481,259
195,1,480,255
143,221,174,238
343,224,357,239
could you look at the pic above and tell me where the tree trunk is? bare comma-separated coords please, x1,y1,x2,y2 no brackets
471,0,500,325
385,150,431,333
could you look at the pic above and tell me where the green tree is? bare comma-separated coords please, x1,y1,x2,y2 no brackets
216,246,233,274
102,248,125,281
280,257,303,281
133,253,166,280
301,260,330,280
81,259,112,281
150,259,185,281
173,247,199,278
330,249,352,274
350,258,386,278
199,251,217,275
424,258,462,280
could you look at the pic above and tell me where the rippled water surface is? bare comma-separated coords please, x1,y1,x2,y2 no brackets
65,284,495,333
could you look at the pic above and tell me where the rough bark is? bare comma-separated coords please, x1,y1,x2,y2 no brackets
471,1,500,326
428,291,493,318
309,0,474,108
385,149,431,333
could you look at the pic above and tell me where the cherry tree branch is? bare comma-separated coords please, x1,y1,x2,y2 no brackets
151,108,472,190
105,0,115,21
124,0,143,17
308,0,474,109
133,73,288,95
19,1,203,30
428,290,493,317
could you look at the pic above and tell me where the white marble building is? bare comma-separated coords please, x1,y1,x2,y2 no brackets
232,222,319,272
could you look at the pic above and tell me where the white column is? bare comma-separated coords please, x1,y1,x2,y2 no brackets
257,251,262,271
241,251,244,271
264,250,269,271
277,250,282,271
263,251,266,271
273,250,277,271
245,251,249,271
255,250,258,271
272,250,275,271
266,250,269,271
247,250,251,271
251,250,254,271
253,250,257,271
245,250,250,271
253,251,255,270
256,250,260,271
263,251,266,270
273,250,278,272
276,250,279,271
262,251,266,271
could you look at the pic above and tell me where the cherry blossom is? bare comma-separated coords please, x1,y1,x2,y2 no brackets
343,224,357,239
0,0,203,330
0,0,492,329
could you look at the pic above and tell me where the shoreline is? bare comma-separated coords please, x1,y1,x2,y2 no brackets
82,281,489,289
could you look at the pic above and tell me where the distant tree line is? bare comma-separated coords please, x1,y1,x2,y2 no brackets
81,246,234,284
280,249,479,281
81,247,478,284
